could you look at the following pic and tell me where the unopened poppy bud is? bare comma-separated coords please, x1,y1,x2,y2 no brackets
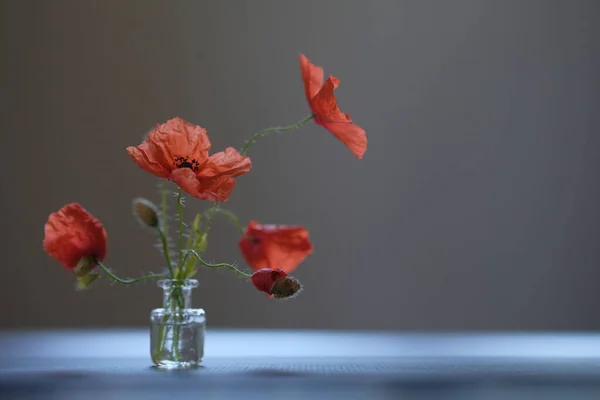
76,273,100,291
132,198,159,228
271,276,302,299
72,256,96,277
250,268,302,299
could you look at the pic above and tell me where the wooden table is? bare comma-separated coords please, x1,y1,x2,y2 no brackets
1,330,600,399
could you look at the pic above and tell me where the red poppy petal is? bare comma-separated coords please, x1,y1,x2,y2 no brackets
127,117,211,178
310,76,347,122
170,168,236,202
197,147,252,179
299,54,325,102
126,144,171,178
239,235,268,271
321,121,367,159
263,226,313,273
246,220,260,231
239,222,313,273
43,203,108,270
154,117,211,163
239,220,269,269
201,176,237,202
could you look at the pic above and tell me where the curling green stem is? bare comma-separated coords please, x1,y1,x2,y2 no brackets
176,187,184,268
96,260,165,285
181,202,220,277
213,208,244,235
200,202,220,238
183,250,252,279
240,114,315,155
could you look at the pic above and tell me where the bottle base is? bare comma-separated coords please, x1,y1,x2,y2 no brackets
153,359,203,369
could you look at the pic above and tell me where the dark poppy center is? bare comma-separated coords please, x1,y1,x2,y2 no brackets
250,236,261,244
174,156,200,172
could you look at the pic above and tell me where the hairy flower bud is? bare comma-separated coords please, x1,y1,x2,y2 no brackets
132,198,159,228
250,268,302,299
271,275,302,299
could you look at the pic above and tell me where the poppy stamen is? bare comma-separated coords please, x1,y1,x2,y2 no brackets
174,156,200,172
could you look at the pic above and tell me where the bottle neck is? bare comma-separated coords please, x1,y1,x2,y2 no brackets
163,287,193,310
158,279,198,310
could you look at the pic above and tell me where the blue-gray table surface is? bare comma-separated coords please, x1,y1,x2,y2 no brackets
1,330,600,399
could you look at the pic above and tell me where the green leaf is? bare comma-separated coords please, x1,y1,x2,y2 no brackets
184,267,197,279
194,233,208,254
183,233,207,273
185,213,203,250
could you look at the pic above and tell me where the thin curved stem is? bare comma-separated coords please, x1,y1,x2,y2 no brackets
179,202,219,278
96,261,166,285
240,114,315,155
213,208,244,235
200,202,220,237
183,250,252,279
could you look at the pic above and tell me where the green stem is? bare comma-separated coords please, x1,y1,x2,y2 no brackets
182,202,220,278
96,261,166,285
172,325,181,360
176,187,184,268
157,228,174,278
183,250,252,279
240,114,315,155
170,287,183,360
202,202,220,235
159,180,169,236
185,213,202,251
213,208,244,235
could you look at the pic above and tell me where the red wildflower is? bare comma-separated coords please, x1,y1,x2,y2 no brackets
126,117,252,202
250,268,302,299
299,54,367,159
43,203,107,276
239,221,313,273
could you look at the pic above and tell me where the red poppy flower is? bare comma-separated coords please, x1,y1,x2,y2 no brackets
239,221,313,273
43,203,107,275
299,54,367,159
126,117,252,202
250,268,302,299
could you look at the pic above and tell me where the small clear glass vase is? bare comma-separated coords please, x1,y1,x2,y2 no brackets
150,279,205,369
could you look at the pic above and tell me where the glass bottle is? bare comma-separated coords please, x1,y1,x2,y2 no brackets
150,279,205,369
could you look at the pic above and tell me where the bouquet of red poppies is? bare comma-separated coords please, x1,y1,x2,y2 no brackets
43,54,367,301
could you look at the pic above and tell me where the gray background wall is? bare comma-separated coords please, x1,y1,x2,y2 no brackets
1,0,599,330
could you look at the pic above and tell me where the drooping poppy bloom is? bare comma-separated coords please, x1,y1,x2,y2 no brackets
43,203,108,276
126,117,252,202
299,54,367,159
250,268,302,299
239,221,313,273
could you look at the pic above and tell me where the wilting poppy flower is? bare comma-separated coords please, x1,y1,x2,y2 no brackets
239,221,313,273
299,54,367,159
250,268,302,299
43,203,108,276
126,117,252,202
